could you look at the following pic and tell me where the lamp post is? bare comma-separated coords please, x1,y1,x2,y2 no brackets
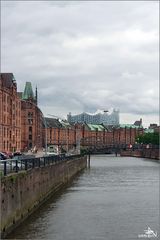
42,114,47,154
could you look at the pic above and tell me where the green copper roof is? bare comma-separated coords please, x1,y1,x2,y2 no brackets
22,82,35,100
144,128,154,133
87,124,105,131
119,124,142,129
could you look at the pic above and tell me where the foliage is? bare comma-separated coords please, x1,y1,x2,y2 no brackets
136,132,159,145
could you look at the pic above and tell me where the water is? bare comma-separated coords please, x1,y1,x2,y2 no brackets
7,155,159,240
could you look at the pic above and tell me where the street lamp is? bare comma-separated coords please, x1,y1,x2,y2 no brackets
42,113,47,154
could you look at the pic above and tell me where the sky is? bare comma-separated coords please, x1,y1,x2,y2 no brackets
1,1,159,127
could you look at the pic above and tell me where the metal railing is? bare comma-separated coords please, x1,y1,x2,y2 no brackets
85,143,159,153
0,154,82,176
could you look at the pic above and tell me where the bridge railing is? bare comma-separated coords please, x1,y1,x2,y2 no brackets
0,154,82,177
84,143,159,153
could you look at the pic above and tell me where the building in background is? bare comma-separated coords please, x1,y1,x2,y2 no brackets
44,117,76,153
148,123,160,133
0,73,151,154
0,73,21,152
67,109,119,126
19,82,43,151
133,118,142,127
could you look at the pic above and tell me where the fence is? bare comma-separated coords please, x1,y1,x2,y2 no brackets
0,154,82,176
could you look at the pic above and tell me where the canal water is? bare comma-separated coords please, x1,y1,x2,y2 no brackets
7,155,159,240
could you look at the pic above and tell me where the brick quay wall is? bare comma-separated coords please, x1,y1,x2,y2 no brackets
1,155,87,238
120,149,159,160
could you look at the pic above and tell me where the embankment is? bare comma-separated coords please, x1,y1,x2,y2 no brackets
0,155,87,238
120,149,159,160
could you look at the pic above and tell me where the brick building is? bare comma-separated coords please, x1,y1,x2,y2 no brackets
0,73,145,154
0,73,21,152
19,82,43,151
149,123,160,133
44,118,77,153
43,119,144,152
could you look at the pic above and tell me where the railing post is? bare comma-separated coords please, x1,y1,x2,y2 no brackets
4,161,7,176
15,160,18,172
25,160,28,170
32,158,35,168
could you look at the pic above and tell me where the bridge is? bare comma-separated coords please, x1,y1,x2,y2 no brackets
81,143,159,155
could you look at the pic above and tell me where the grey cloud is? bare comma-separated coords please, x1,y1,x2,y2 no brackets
1,1,159,126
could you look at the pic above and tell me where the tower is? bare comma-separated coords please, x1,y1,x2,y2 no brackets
22,82,37,105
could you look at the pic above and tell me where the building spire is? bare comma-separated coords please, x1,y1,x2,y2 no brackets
35,85,38,105
22,82,34,100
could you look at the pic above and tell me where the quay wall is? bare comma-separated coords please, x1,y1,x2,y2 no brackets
1,156,87,238
120,149,159,160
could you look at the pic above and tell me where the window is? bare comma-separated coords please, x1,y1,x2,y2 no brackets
29,126,32,132
29,134,32,140
28,112,33,118
28,119,33,125
29,142,32,148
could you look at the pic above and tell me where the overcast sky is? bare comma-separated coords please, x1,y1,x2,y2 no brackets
1,1,159,127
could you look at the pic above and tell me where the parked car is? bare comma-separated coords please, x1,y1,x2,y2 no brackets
13,151,22,156
45,152,59,156
0,159,25,172
0,152,7,160
2,151,13,159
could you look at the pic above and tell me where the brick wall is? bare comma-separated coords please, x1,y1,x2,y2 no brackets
0,74,21,152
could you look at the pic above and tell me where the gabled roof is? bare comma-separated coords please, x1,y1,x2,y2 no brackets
0,73,16,88
134,121,141,126
87,124,105,131
22,82,35,100
44,118,62,128
60,120,71,128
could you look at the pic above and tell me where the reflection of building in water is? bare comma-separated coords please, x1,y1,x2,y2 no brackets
67,109,119,126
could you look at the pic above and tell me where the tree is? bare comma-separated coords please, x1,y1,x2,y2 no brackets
136,132,159,145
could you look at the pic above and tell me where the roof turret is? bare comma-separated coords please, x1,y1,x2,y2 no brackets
22,82,35,100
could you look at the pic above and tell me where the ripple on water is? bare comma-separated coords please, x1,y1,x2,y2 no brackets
7,155,159,240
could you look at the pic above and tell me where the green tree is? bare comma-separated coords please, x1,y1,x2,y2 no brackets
136,132,159,145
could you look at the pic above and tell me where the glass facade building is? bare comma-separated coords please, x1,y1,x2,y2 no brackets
67,109,119,126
